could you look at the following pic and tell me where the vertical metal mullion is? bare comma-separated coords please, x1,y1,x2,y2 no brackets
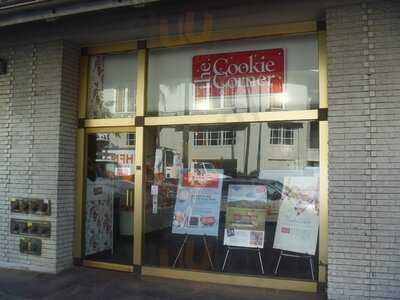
133,43,148,268
74,56,89,259
135,44,148,117
318,30,328,284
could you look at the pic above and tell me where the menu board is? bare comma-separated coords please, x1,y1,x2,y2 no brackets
172,169,223,236
273,176,319,255
224,185,267,248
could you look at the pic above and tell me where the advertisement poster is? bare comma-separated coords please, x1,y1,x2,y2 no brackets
101,149,135,177
273,176,320,255
85,178,114,256
193,49,284,99
224,185,267,248
172,169,223,236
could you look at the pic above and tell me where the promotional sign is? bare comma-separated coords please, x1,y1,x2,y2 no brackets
85,177,114,256
273,176,320,255
172,169,223,236
224,184,267,248
193,49,284,99
101,149,135,177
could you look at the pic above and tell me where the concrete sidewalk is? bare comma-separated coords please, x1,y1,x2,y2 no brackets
0,267,325,300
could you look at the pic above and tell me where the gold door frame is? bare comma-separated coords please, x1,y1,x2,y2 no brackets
74,20,328,292
74,52,138,272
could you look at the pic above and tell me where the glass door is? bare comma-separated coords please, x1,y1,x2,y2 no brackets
83,131,135,265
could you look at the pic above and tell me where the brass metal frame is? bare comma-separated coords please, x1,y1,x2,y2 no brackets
318,30,328,284
85,127,136,134
74,50,138,263
74,56,88,258
145,110,318,126
75,20,329,293
133,46,148,266
142,267,317,293
83,260,134,272
319,31,328,110
133,126,144,266
84,118,135,128
74,129,85,258
135,46,148,116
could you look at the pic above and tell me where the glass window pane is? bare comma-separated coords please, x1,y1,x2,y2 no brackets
147,34,318,116
143,122,319,280
283,128,294,145
88,54,137,119
84,132,135,264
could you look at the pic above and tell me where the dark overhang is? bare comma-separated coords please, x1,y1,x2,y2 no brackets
0,0,160,28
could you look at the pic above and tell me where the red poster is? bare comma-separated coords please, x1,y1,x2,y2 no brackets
181,172,219,188
193,49,284,98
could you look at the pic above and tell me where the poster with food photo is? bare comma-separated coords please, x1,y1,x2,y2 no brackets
224,185,267,248
172,169,223,236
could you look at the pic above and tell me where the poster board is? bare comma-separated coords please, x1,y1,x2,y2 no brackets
273,176,319,255
85,177,114,256
224,185,267,248
172,169,223,236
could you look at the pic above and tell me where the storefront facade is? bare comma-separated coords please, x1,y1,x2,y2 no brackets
0,0,399,299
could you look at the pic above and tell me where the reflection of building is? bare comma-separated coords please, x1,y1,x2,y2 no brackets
159,122,318,177
89,55,136,118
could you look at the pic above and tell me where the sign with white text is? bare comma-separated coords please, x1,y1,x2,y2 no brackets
193,49,284,99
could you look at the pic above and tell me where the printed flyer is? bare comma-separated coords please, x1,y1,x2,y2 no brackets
85,177,114,256
224,184,268,248
172,169,223,236
273,176,320,255
110,149,135,177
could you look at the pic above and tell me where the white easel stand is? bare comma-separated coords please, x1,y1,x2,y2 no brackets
274,250,315,280
222,246,264,274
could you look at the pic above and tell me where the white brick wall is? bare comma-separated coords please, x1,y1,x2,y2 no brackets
0,41,79,273
327,1,400,299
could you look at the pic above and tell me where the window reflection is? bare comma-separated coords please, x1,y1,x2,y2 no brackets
144,122,319,280
84,132,135,264
147,35,318,116
88,54,137,119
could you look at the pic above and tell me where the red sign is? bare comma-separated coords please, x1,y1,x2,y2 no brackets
182,172,219,188
193,49,284,98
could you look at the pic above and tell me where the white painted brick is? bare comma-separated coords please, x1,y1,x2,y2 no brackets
328,1,400,299
0,41,79,274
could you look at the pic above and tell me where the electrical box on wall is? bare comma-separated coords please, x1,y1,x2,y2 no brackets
10,198,51,216
10,219,51,238
20,237,42,256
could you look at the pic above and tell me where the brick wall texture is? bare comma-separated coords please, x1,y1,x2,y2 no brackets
0,41,80,273
327,0,400,299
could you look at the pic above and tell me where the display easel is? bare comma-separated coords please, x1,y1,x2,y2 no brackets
172,234,214,270
274,250,315,280
222,246,264,274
